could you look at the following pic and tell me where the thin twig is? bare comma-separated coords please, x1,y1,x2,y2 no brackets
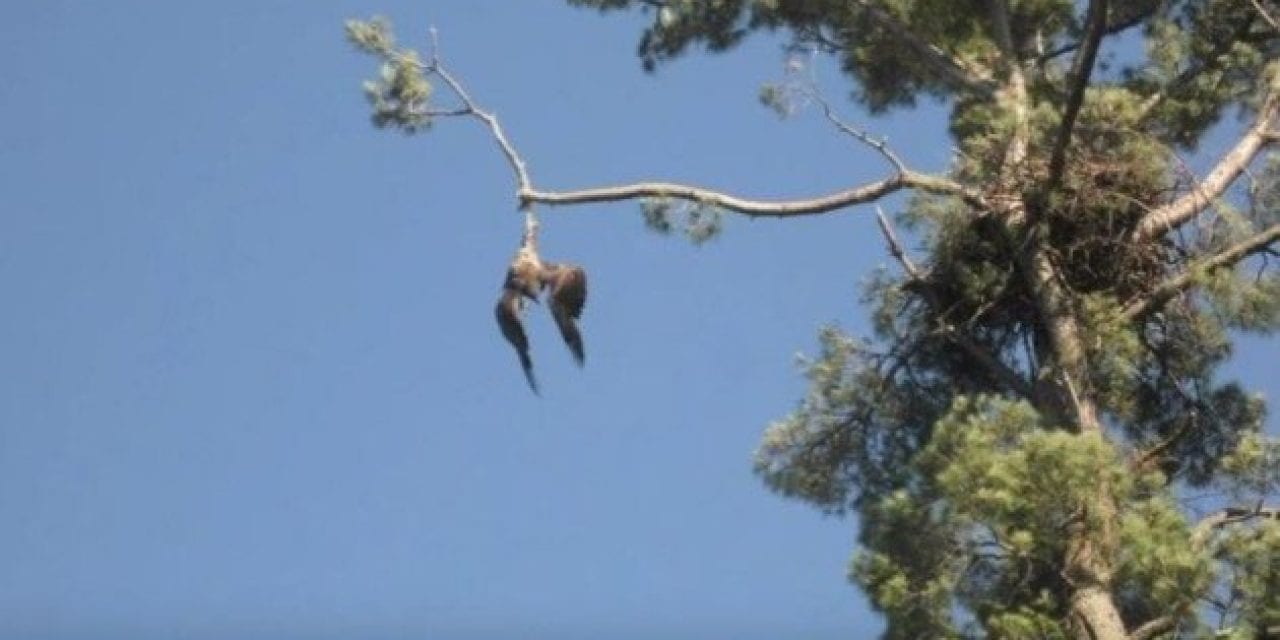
807,90,906,174
422,57,535,197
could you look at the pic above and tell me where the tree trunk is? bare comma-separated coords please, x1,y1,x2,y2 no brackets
960,23,1136,634
1070,583,1129,640
1019,230,1128,640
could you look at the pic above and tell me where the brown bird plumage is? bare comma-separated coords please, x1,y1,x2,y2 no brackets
494,213,588,393
494,286,537,393
541,263,587,366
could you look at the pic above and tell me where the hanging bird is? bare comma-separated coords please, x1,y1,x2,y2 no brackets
540,262,587,366
494,212,588,393
494,284,538,394
495,218,544,394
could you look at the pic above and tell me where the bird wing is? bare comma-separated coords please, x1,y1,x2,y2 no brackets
494,288,538,394
545,264,587,366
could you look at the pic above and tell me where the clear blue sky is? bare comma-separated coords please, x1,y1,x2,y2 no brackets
0,3,1275,639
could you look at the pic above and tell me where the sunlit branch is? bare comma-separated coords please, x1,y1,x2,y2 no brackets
875,206,922,278
418,31,535,199
1121,223,1280,321
1132,76,1280,242
807,89,906,174
416,37,988,218
523,172,985,217
986,0,1032,171
1250,0,1280,33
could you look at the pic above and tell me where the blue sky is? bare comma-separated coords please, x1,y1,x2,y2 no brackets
0,2,1275,639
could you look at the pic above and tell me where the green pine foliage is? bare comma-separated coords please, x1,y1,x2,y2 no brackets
562,1,1280,637
345,17,433,133
349,1,1280,637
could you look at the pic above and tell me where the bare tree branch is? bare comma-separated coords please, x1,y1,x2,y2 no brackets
1133,76,1280,241
422,107,471,118
1121,223,1280,321
523,171,984,217
807,89,906,174
1045,0,1109,194
984,0,1033,174
419,50,535,198
875,206,922,278
986,0,1031,166
851,0,997,99
415,40,988,218
1250,0,1280,33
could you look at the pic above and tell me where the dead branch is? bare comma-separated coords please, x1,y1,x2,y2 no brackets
806,90,906,174
875,206,922,278
520,175,967,216
1250,0,1280,33
1132,75,1280,242
418,31,534,198
414,37,988,218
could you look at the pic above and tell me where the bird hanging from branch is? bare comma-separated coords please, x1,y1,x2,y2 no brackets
494,211,588,393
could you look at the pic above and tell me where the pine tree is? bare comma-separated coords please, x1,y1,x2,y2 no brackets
347,2,1280,637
